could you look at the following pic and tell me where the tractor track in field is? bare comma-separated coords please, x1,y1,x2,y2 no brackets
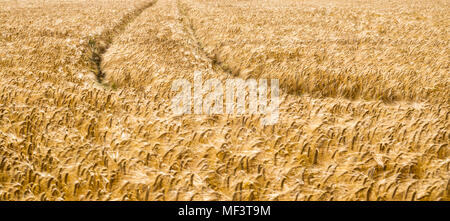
175,0,306,102
87,0,157,84
174,0,424,104
176,0,243,79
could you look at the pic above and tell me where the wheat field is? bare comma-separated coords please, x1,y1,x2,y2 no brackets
0,0,448,201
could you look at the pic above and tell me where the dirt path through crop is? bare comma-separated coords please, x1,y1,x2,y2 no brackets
87,0,157,84
94,0,450,200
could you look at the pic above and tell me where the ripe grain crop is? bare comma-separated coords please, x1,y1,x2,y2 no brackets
180,0,449,104
0,0,448,201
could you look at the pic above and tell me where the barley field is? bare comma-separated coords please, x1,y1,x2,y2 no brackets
0,0,448,201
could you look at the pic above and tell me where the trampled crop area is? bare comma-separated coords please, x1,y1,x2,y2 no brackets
0,0,448,200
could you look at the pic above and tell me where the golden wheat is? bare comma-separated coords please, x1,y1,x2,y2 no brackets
0,0,448,201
